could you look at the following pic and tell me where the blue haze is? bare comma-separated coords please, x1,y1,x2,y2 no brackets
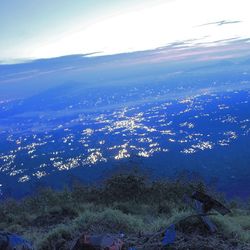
0,41,250,198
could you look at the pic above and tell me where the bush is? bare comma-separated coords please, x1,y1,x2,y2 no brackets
103,174,146,202
35,224,72,250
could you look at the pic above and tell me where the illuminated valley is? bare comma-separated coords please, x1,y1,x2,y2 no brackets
1,86,250,197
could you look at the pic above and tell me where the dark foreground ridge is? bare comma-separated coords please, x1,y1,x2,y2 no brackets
0,172,250,249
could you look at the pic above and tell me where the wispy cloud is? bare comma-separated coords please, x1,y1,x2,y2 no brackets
198,20,241,27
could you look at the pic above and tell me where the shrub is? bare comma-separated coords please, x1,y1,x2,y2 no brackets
35,224,73,250
103,174,146,202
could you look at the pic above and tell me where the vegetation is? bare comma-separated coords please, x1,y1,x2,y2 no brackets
0,171,249,249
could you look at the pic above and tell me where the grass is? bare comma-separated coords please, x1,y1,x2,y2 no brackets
0,172,249,249
212,209,250,242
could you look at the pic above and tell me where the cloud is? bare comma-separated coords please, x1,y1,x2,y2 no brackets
1,0,249,62
198,20,242,27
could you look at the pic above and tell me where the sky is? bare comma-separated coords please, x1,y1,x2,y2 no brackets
0,0,250,63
